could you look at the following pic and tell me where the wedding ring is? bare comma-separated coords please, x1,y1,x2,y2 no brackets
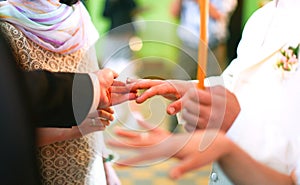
91,118,96,126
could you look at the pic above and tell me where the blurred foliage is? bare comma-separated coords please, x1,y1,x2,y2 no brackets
243,0,271,26
86,0,180,63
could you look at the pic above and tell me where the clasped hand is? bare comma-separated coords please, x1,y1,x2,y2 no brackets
85,74,240,139
103,78,242,180
78,69,137,134
95,68,137,109
126,78,240,131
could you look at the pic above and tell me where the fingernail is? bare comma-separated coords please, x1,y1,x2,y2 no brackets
168,107,175,114
136,97,142,104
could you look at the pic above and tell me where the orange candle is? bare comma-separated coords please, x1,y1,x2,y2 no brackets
197,0,209,89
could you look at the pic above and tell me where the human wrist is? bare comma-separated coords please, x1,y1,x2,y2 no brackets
66,126,81,139
215,133,234,162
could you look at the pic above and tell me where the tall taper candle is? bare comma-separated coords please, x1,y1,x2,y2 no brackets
197,0,208,89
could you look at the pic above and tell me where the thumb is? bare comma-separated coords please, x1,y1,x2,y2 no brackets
169,154,200,180
167,99,182,115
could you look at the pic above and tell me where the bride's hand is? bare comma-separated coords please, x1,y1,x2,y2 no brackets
126,78,197,104
94,68,118,108
36,107,115,146
108,128,230,180
78,107,114,135
107,118,171,147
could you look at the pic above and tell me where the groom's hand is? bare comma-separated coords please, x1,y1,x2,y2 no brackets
94,68,118,108
93,68,137,109
174,85,240,132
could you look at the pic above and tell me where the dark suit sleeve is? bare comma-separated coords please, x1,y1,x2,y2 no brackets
1,29,94,128
24,71,94,128
0,33,41,184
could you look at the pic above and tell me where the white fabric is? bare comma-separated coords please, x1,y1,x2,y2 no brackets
104,162,122,185
276,0,300,9
294,159,300,185
86,132,107,185
221,0,300,176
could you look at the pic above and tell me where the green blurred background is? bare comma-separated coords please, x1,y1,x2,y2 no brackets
87,0,266,35
86,0,269,69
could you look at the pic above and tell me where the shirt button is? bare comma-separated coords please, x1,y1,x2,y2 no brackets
211,172,218,182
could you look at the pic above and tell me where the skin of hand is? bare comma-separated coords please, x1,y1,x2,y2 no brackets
127,79,239,132
126,78,196,104
94,68,118,108
78,107,116,136
108,125,295,184
95,68,137,108
108,118,171,147
107,126,230,180
110,80,137,106
169,85,240,132
36,70,136,147
97,107,114,122
36,107,114,146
